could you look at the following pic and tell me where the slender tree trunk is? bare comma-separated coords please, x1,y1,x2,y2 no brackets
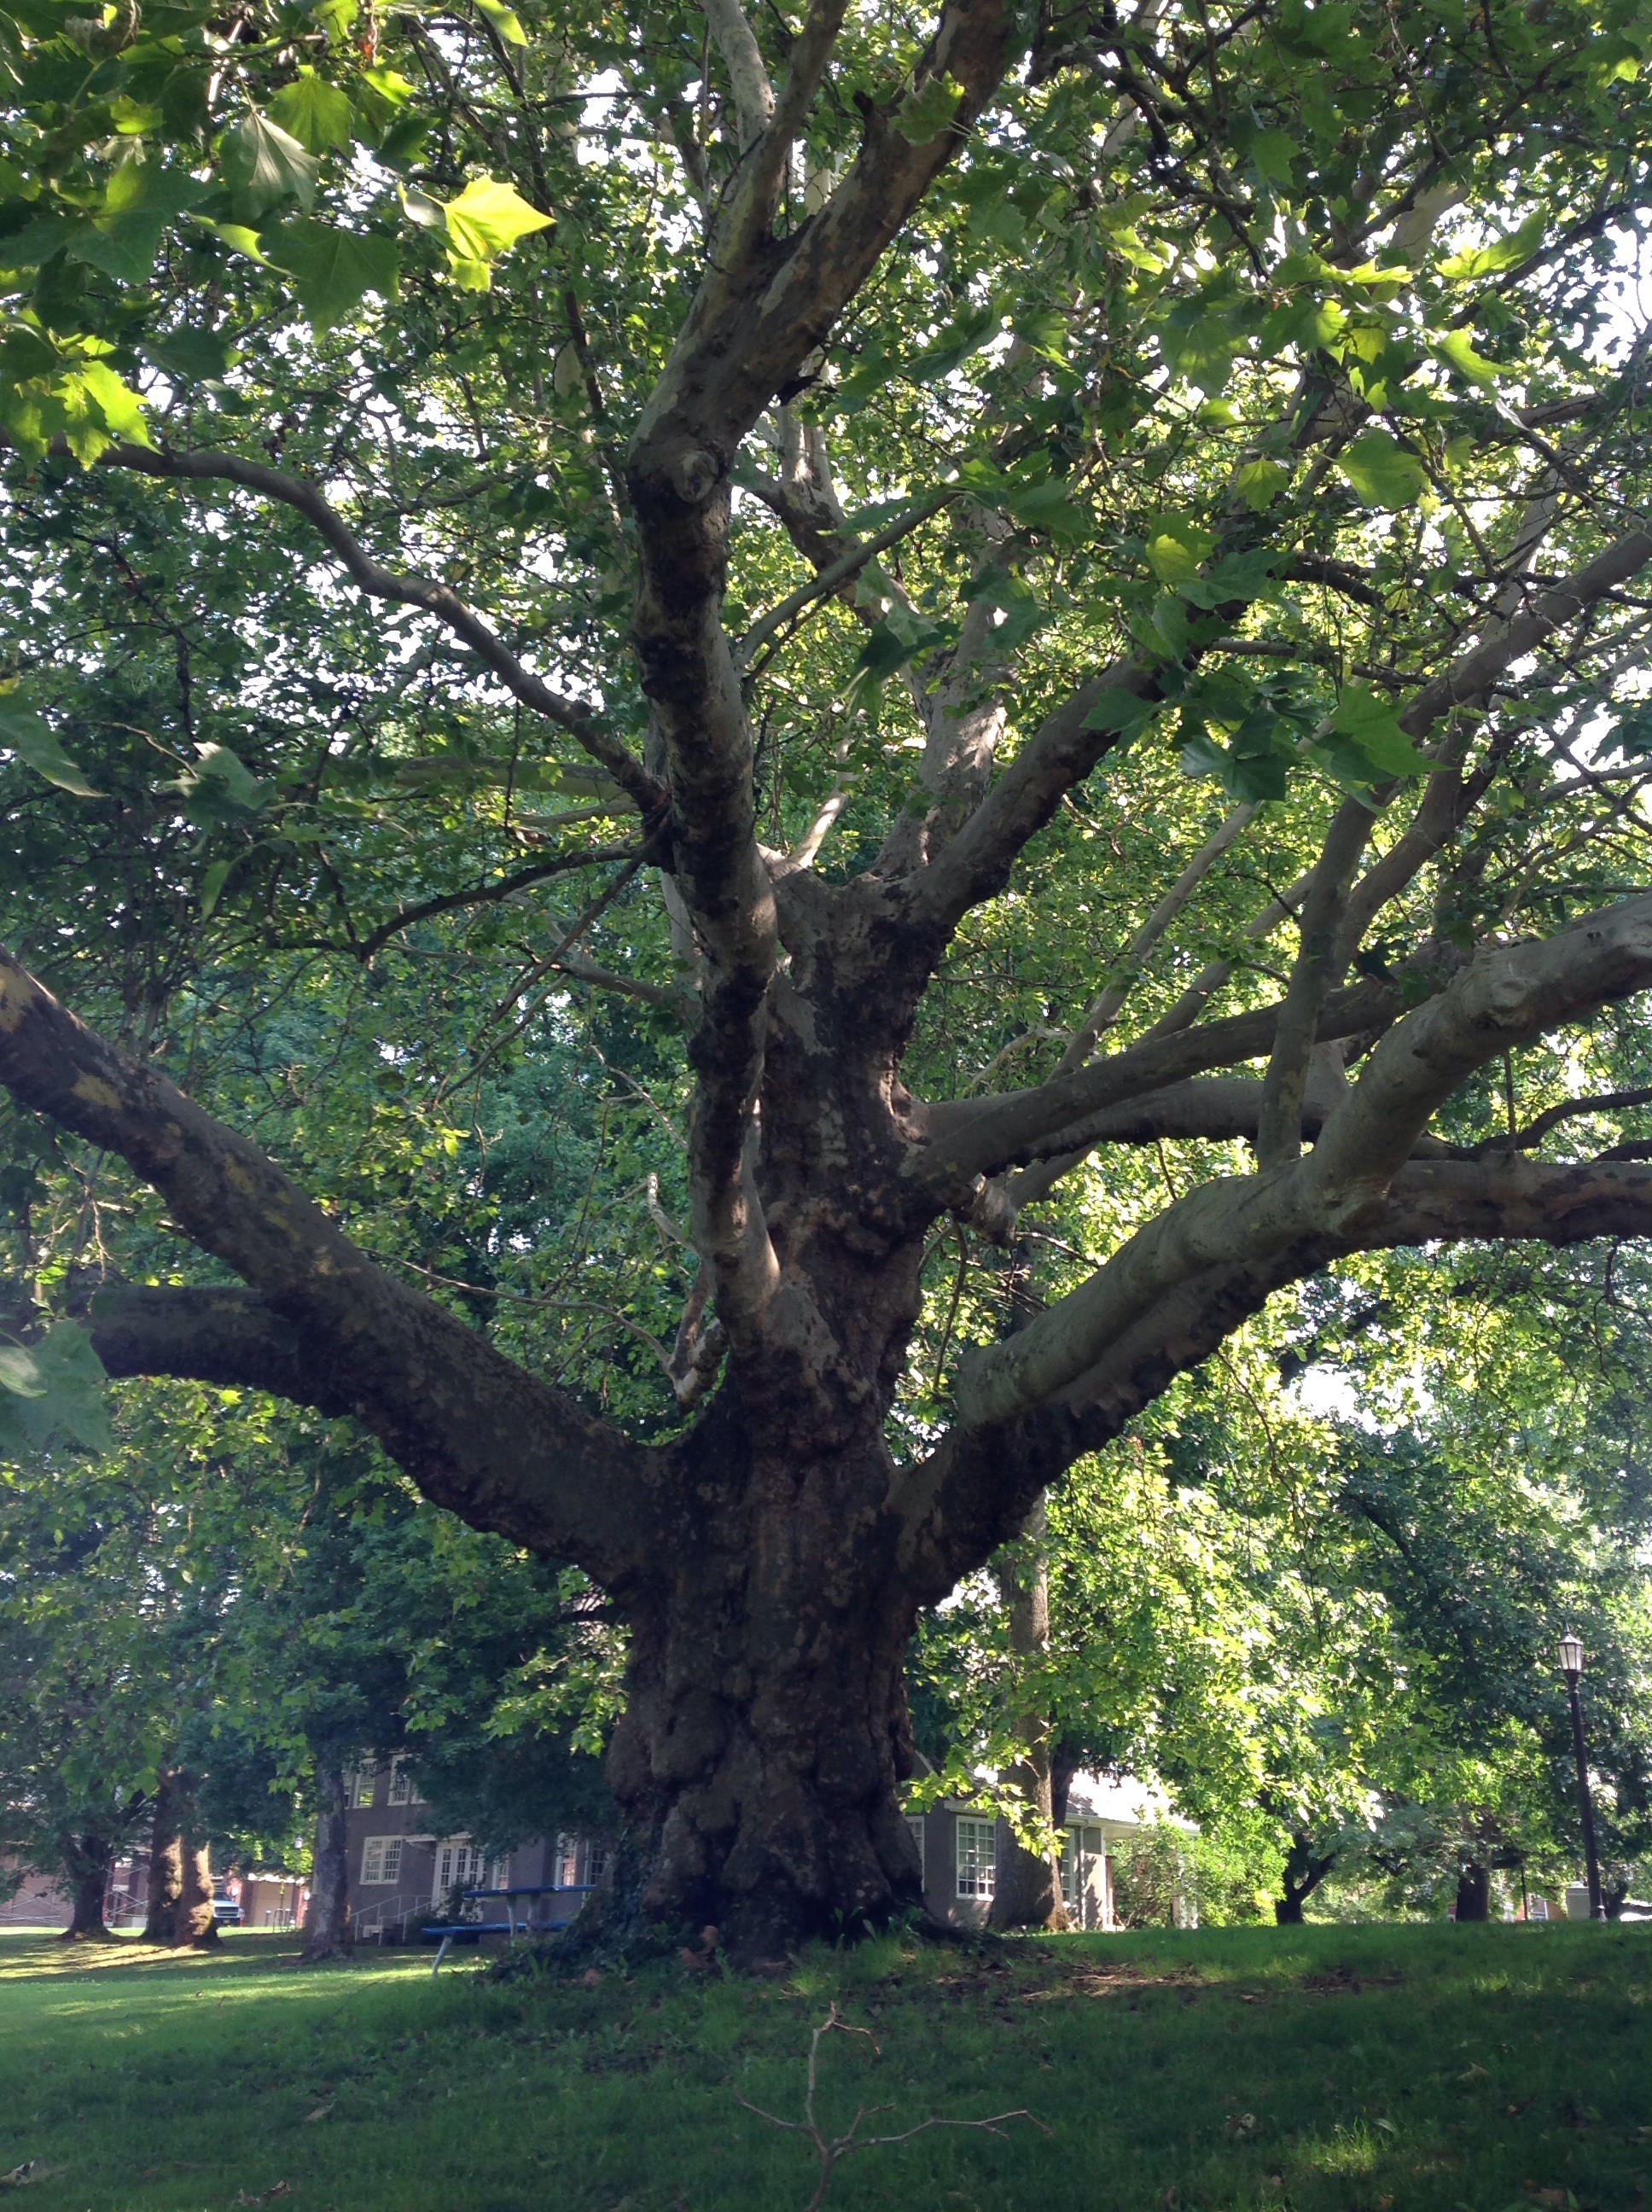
301,1765,353,1963
143,1771,185,1944
58,1838,115,1940
988,1497,1068,1932
1455,1863,1491,1922
1274,1892,1306,1924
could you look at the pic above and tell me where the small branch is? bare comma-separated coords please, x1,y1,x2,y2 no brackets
736,2005,1047,2212
736,494,951,669
86,440,666,821
1480,1085,1652,1155
355,844,640,963
1056,802,1259,1072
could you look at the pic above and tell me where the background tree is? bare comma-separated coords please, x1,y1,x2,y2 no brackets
0,0,1650,1954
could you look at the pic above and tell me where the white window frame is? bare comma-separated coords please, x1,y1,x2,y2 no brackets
359,1837,403,1886
433,1837,483,1905
956,1817,997,1900
350,1767,377,1810
387,1762,419,1807
555,1832,580,1888
905,1815,927,1879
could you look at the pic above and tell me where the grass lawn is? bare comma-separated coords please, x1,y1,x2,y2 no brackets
0,1921,1647,2212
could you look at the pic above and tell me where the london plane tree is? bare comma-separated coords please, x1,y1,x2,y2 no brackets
1,0,1652,1956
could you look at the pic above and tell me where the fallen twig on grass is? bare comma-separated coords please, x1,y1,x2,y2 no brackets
736,2002,1049,2212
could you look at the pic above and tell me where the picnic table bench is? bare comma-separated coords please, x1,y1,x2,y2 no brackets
422,1883,596,1971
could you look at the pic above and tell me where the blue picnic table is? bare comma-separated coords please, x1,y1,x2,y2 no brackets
422,1882,595,1972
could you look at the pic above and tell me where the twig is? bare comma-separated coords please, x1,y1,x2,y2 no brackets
736,2004,1049,2212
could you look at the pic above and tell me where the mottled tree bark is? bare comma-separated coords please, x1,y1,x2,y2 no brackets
301,1766,353,1963
143,1770,185,1944
177,1838,219,1947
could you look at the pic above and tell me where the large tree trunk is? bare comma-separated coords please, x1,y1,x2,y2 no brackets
59,1838,115,1940
301,1765,353,1963
988,1497,1068,1933
143,1771,185,1944
599,1404,929,1963
1454,1863,1491,1922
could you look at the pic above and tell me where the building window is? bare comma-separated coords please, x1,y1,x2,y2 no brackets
956,1818,997,1900
585,1842,611,1889
350,1767,377,1809
906,1816,927,1878
360,1837,403,1886
387,1763,421,1807
555,1833,579,1888
433,1838,483,1904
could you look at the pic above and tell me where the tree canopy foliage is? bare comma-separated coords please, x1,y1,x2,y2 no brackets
1,0,1651,1950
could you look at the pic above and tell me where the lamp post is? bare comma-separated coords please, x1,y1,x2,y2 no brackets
1559,1633,1606,1921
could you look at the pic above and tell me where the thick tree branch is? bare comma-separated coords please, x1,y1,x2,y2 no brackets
700,0,775,150
0,949,653,1580
950,894,1652,1427
899,1150,1652,1594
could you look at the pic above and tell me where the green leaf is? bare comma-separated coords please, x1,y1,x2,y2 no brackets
1008,474,1087,542
1337,428,1429,508
218,110,320,216
0,700,103,796
418,177,551,287
1013,305,1067,365
73,360,150,446
0,1324,111,1454
0,1342,47,1397
311,0,358,42
141,326,237,383
906,303,998,383
1250,127,1295,188
1438,208,1546,283
1235,457,1290,514
1434,329,1498,391
200,855,232,917
166,741,269,824
1328,683,1429,779
474,0,527,43
270,68,355,154
1144,521,1214,586
262,220,398,329
1083,686,1157,740
894,73,963,145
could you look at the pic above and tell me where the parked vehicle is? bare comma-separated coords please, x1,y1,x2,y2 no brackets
211,1895,242,1925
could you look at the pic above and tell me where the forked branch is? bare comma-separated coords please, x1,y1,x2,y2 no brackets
736,2004,1047,2212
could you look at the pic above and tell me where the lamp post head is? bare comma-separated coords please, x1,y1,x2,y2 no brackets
1559,1632,1585,1679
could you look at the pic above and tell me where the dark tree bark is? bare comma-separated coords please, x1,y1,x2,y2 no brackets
143,1771,185,1944
301,1766,353,1963
1455,1864,1492,1922
3,0,1652,1967
58,1837,115,1940
1275,1832,1336,1924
